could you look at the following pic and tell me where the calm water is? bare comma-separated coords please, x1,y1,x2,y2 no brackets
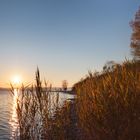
0,90,74,140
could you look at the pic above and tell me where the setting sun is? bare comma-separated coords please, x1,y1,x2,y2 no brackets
11,75,22,87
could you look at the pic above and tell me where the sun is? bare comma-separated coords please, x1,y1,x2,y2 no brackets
11,75,22,87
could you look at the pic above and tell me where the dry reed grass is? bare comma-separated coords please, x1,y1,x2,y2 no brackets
11,68,75,140
74,60,140,140
11,60,140,140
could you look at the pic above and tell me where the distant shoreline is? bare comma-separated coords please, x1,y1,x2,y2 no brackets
0,87,10,91
0,87,75,95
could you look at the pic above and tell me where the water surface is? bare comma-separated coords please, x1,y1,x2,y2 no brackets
0,90,74,139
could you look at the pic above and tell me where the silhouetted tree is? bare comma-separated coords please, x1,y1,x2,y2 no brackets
130,7,140,60
62,80,68,91
103,61,116,72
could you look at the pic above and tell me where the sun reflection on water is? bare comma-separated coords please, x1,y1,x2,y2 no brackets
9,88,19,138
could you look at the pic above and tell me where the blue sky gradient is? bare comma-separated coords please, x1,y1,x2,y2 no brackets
0,0,140,87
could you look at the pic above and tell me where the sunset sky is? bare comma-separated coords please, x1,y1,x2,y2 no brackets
0,0,140,87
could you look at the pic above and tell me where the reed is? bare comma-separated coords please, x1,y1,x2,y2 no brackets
74,60,140,140
11,68,75,140
11,60,140,140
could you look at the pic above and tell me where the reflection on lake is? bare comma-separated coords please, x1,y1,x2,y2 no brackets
0,89,75,139
9,89,18,139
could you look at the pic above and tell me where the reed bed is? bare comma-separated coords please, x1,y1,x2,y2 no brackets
11,60,140,140
74,60,140,140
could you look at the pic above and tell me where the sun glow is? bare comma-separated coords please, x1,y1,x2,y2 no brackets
11,75,22,87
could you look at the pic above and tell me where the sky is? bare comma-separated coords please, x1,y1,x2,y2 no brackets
0,0,140,87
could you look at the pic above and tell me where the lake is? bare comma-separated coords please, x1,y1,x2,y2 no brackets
0,89,75,140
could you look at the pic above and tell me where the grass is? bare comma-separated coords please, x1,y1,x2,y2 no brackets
11,60,140,140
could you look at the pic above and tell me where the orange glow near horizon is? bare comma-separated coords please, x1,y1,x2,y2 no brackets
0,72,74,88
